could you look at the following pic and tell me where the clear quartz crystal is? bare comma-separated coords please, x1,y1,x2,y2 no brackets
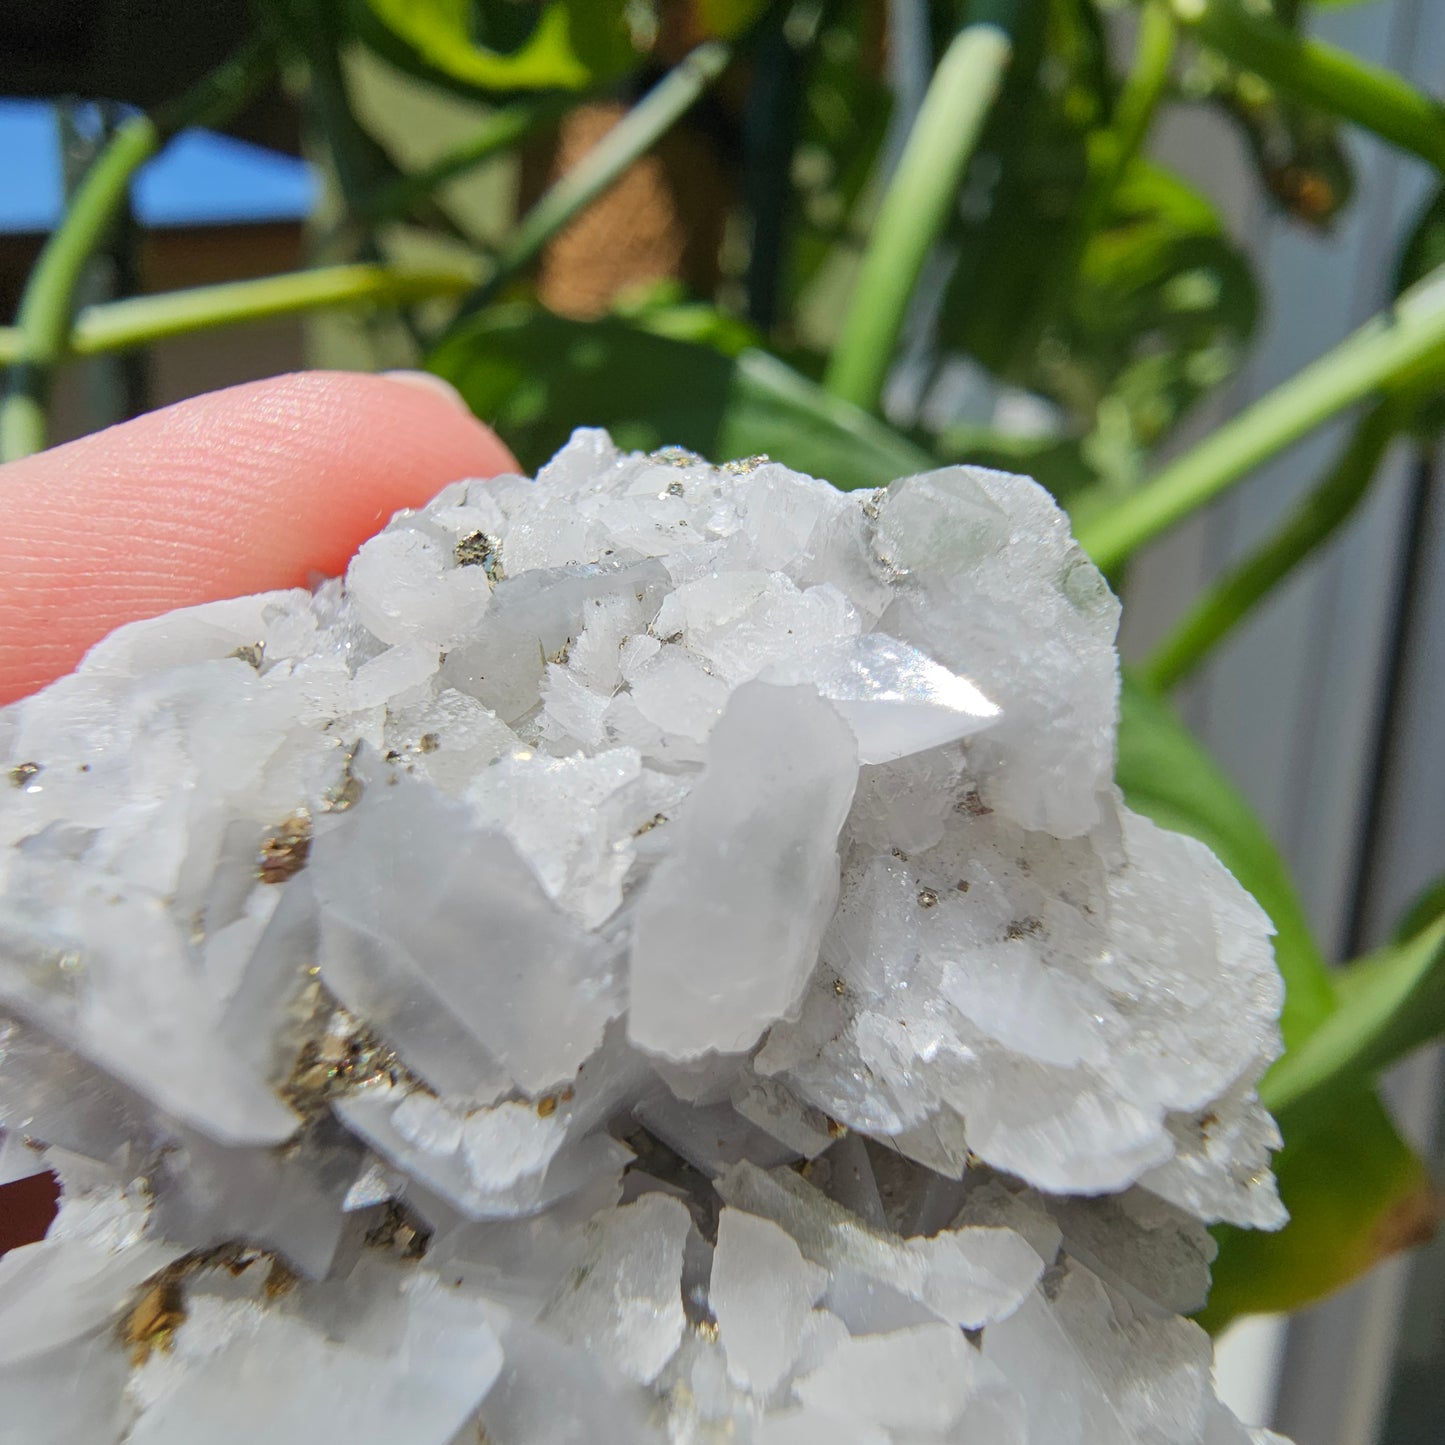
710,1208,827,1394
0,431,1289,1444
627,680,859,1060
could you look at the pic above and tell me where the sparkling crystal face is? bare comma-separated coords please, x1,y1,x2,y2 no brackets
0,430,1286,1444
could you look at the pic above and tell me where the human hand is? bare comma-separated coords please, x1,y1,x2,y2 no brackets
0,369,517,1252
0,370,517,705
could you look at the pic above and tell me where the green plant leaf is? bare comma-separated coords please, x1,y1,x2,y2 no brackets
936,0,1095,384
1116,674,1334,1049
1392,874,1445,943
428,304,934,489
1068,163,1258,442
1197,1087,1436,1331
931,0,1251,457
1393,185,1445,438
942,146,1257,458
1397,185,1445,296
922,6,1258,487
355,0,637,93
1265,915,1445,1129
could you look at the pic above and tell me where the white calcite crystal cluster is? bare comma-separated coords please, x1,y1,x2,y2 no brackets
0,431,1289,1444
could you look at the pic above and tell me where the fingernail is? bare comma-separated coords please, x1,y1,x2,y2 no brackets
379,370,472,413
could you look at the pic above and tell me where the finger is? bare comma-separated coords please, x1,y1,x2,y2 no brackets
0,371,518,704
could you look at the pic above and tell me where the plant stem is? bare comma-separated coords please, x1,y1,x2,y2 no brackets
1075,263,1445,571
65,265,475,356
1171,0,1445,172
456,41,732,318
1,118,162,461
823,18,1014,413
1141,400,1401,691
1263,914,1445,1128
0,41,274,462
0,267,472,364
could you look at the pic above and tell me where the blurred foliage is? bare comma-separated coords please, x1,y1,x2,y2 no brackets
6,0,1445,1332
430,300,933,488
779,0,892,327
353,0,639,93
1193,0,1357,232
1394,181,1445,438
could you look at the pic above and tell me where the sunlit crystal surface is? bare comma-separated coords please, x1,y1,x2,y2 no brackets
0,430,1288,1444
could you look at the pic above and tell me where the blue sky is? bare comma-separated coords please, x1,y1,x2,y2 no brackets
0,100,316,233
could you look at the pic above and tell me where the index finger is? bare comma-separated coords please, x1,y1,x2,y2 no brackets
0,370,517,705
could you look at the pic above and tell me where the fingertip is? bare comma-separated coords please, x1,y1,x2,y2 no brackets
378,369,477,413
239,371,518,575
0,371,519,703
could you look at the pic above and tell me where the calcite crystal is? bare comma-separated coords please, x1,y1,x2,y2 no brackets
0,431,1289,1443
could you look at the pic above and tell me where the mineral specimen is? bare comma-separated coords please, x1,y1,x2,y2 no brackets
0,430,1289,1443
